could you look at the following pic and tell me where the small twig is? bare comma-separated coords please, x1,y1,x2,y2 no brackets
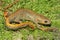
4,0,19,10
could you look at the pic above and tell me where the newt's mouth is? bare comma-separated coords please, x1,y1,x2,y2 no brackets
38,23,51,27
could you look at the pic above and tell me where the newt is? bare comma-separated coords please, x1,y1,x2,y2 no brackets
4,8,51,30
3,0,57,31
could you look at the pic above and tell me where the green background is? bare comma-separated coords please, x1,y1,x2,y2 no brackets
0,0,60,40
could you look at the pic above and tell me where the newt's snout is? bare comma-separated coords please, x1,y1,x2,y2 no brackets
43,20,51,26
38,20,51,26
37,15,51,26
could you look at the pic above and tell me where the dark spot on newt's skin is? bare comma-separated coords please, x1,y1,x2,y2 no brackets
10,21,20,24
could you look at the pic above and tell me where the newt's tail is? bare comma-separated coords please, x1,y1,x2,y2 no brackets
5,18,35,30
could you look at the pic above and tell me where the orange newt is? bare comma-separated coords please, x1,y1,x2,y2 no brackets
4,9,51,30
3,0,56,31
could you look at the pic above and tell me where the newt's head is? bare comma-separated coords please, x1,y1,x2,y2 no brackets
36,14,51,26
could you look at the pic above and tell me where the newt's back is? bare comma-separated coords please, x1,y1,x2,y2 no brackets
8,9,51,26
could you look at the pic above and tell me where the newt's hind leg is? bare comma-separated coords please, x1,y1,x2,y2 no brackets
27,22,36,30
13,19,36,29
17,21,36,30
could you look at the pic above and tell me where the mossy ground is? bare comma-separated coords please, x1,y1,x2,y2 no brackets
0,0,60,40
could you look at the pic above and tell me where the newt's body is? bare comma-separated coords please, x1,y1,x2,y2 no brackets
3,0,56,31
4,9,51,30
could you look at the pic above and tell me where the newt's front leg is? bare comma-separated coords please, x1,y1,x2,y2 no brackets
37,26,57,32
36,23,57,32
40,27,58,32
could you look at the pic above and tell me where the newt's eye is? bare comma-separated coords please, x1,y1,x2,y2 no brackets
44,20,48,23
